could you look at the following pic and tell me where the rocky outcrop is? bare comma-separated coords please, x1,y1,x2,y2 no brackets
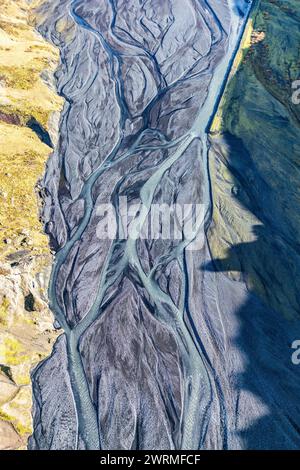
0,0,62,449
0,419,22,450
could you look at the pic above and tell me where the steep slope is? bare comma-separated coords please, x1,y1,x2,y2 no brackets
209,0,300,320
20,0,300,450
206,0,300,449
0,0,62,449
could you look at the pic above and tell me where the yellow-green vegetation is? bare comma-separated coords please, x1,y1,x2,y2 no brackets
1,386,33,436
0,402,31,437
0,21,28,39
209,0,300,319
210,1,262,134
0,123,52,256
0,0,62,449
0,0,63,259
0,337,29,366
0,296,9,326
0,65,38,90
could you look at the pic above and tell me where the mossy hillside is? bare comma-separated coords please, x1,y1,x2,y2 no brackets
211,15,255,133
0,0,62,449
0,1,63,260
209,0,300,319
0,122,51,259
220,0,300,239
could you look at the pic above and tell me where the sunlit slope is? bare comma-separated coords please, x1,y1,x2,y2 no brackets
0,0,63,256
209,0,300,319
0,0,61,449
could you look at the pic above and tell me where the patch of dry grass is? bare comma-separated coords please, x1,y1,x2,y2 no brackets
0,0,63,258
0,1,63,448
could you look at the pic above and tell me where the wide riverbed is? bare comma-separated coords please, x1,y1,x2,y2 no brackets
27,0,283,451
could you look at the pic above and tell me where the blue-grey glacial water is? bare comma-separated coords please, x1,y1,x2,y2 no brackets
28,0,300,450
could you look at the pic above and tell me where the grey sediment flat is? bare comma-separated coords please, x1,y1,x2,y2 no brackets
28,0,300,450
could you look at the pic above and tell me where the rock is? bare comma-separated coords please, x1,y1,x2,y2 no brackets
48,110,61,146
40,69,56,91
53,320,61,330
0,420,21,450
24,292,35,312
0,365,13,381
20,229,31,237
0,371,18,405
0,111,21,126
231,185,240,196
20,237,33,247
0,0,62,448
5,250,30,262
10,262,19,268
251,30,265,44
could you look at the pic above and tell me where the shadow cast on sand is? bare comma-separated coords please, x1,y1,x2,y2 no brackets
202,131,300,448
